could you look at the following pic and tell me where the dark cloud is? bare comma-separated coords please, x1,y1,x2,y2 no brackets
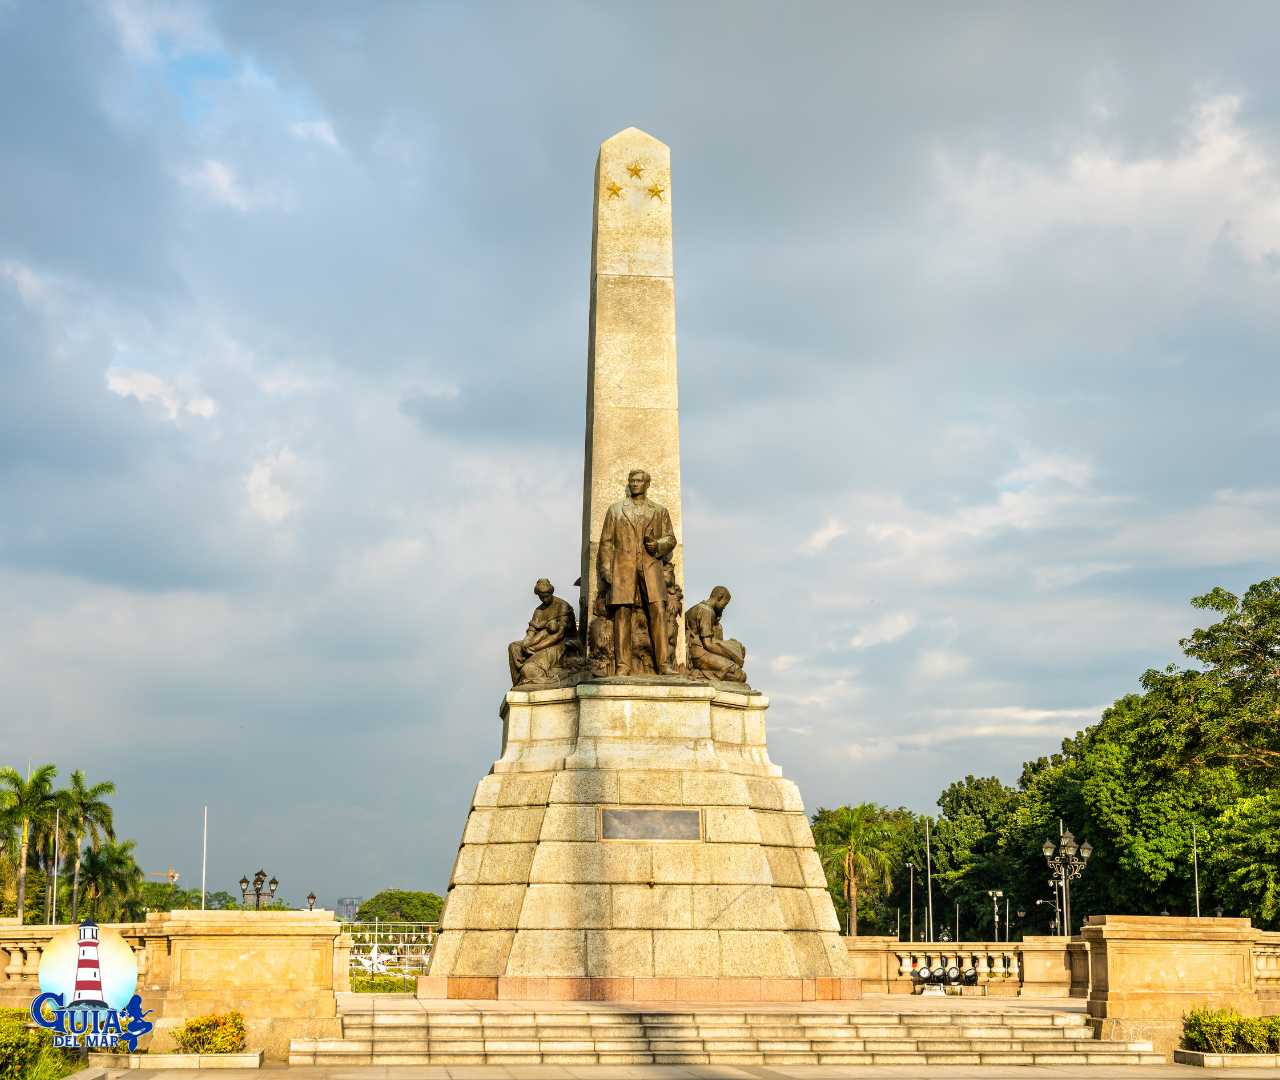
2,1,1279,903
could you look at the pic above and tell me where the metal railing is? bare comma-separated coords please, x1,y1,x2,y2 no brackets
343,920,439,991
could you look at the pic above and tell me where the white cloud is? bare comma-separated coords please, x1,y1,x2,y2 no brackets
290,120,342,150
932,94,1280,277
849,610,917,649
1002,454,1092,490
0,260,53,308
1033,562,1130,590
915,649,970,680
180,159,290,213
105,367,217,421
245,449,301,523
769,654,801,673
799,517,847,554
842,705,1101,761
106,0,215,61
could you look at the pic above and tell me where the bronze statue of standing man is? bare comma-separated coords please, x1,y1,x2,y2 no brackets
597,469,677,675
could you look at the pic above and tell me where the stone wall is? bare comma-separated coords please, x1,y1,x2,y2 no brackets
1084,914,1263,1059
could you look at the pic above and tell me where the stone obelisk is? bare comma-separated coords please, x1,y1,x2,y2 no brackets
424,130,856,1003
580,128,684,657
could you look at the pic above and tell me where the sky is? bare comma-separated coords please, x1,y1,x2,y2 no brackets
3,1,1279,909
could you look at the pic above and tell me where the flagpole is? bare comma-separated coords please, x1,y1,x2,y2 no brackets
201,806,208,911
52,803,60,926
925,817,935,942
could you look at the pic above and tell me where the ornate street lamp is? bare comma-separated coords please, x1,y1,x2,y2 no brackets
1043,829,1091,937
307,892,317,911
239,868,279,910
987,889,1003,941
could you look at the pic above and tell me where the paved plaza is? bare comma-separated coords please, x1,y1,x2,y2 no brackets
84,1062,1280,1078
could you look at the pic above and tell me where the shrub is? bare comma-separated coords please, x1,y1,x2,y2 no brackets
171,1011,247,1054
1183,1008,1280,1054
351,972,415,993
0,1010,75,1080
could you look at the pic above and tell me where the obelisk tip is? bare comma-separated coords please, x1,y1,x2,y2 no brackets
600,127,669,152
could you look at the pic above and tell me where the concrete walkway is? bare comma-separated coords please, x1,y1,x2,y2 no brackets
93,1064,1280,1078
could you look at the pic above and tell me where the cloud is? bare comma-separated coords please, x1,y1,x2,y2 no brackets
7,3,1280,909
1033,562,1130,590
245,448,301,523
179,159,288,212
849,611,917,649
105,0,216,61
0,259,53,308
105,367,217,420
290,119,341,150
843,705,1102,762
915,649,970,680
799,517,847,554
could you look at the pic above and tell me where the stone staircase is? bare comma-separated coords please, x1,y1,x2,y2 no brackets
289,1003,1163,1066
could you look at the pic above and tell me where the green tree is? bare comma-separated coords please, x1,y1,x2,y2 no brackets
354,889,444,923
61,770,116,921
0,765,59,925
79,839,144,920
1161,579,1280,778
137,881,204,912
1206,790,1280,922
812,804,896,937
932,775,1020,938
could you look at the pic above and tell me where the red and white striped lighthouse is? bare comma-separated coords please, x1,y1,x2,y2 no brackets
70,920,107,1008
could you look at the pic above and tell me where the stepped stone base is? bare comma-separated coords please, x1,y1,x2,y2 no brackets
416,974,860,1002
427,682,855,1000
290,997,1164,1066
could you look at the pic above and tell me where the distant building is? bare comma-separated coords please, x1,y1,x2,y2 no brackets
337,897,362,921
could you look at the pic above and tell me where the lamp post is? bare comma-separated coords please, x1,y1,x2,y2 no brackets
239,868,279,910
1043,829,1091,937
307,892,317,911
1016,908,1025,942
987,889,1003,942
1034,897,1058,933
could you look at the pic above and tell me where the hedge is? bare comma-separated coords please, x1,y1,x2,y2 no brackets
1184,1008,1280,1054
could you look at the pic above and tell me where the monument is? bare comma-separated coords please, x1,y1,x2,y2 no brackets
425,128,856,1001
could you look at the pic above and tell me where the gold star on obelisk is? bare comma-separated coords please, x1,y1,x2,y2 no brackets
626,161,644,179
646,182,665,201
604,179,623,199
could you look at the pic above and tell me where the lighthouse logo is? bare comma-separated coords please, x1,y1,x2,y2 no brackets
29,920,153,1051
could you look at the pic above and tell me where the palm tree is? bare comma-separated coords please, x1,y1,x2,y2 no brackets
0,765,60,925
79,839,143,921
813,803,897,938
62,770,116,921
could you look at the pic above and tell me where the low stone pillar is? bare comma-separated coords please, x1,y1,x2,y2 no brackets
1084,915,1259,1059
1067,938,1089,997
1019,935,1072,997
139,910,345,1060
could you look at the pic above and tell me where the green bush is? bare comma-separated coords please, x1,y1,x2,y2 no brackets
351,972,415,993
171,1011,247,1054
1183,1009,1280,1054
0,1009,75,1080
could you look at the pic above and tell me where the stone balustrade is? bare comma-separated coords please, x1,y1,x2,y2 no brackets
0,920,149,1008
845,935,1034,995
0,911,350,1059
